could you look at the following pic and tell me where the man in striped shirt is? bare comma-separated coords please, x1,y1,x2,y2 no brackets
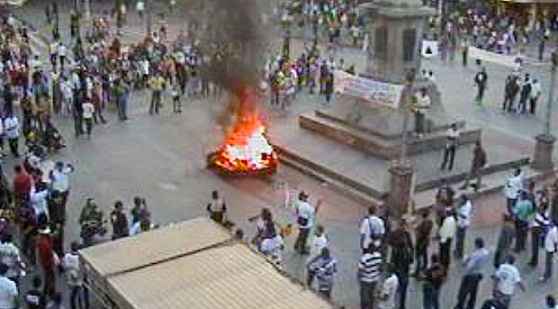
358,245,383,309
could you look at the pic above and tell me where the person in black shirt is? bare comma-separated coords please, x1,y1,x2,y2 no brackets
388,219,414,309
423,254,446,309
111,201,129,240
25,276,46,309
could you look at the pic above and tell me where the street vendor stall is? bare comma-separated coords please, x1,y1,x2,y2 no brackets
80,217,335,309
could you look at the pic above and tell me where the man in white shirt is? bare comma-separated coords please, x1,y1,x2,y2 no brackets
439,209,457,268
541,221,558,282
377,264,399,309
30,184,49,219
493,255,525,307
455,195,473,259
414,87,431,138
294,191,321,254
49,162,74,224
57,43,67,70
82,99,95,138
3,113,19,158
441,123,460,171
360,205,385,251
504,168,524,215
0,263,18,309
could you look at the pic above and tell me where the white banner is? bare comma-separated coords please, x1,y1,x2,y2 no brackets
468,46,523,69
421,40,439,58
334,70,404,109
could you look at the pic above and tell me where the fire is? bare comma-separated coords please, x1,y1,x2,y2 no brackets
208,89,278,175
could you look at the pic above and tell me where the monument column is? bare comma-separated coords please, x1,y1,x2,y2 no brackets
360,0,434,217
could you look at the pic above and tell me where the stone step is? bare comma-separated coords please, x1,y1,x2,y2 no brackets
414,166,557,211
273,144,387,201
300,112,482,159
315,108,466,140
276,149,385,208
416,156,531,192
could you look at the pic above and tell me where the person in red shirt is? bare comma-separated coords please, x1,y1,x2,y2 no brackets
12,165,33,206
36,217,56,298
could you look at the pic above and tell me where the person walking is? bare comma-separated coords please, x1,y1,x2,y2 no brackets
460,141,487,192
413,210,433,277
441,123,460,171
377,263,399,309
474,67,488,105
49,161,74,225
454,238,489,309
502,74,519,112
360,205,386,252
388,219,414,309
36,222,56,299
492,255,525,309
494,214,516,268
149,73,166,115
63,242,84,309
306,247,337,299
423,254,446,309
455,195,473,259
82,97,95,138
358,244,383,309
438,209,457,268
0,234,23,287
528,202,550,267
294,192,321,254
540,220,558,282
3,113,20,158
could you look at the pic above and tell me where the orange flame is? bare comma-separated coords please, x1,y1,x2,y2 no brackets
210,88,278,174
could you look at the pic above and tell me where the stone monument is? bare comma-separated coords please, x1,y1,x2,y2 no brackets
362,0,434,217
362,0,434,84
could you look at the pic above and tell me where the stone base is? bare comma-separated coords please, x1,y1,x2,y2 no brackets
388,163,415,219
532,134,556,170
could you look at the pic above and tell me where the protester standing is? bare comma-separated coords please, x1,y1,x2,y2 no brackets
413,210,433,277
360,205,386,252
438,209,457,268
541,220,558,282
388,220,414,309
307,247,337,299
455,238,489,309
110,201,129,240
294,192,321,254
358,245,382,309
493,255,525,309
460,141,486,192
377,264,399,309
455,195,473,259
440,123,460,171
422,254,446,309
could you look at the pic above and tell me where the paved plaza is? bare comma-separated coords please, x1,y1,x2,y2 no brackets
4,0,558,308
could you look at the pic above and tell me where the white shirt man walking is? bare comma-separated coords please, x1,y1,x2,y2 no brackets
0,263,18,309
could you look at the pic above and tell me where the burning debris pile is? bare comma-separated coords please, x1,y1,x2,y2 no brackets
190,0,277,176
208,89,278,176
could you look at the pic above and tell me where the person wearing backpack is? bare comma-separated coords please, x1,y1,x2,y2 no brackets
294,192,321,255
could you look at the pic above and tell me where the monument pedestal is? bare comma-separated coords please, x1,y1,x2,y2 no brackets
532,134,556,170
388,162,415,218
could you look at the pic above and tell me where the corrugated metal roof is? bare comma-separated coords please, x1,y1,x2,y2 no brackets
108,243,333,309
79,217,232,276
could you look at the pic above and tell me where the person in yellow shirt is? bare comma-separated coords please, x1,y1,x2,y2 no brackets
149,73,166,115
